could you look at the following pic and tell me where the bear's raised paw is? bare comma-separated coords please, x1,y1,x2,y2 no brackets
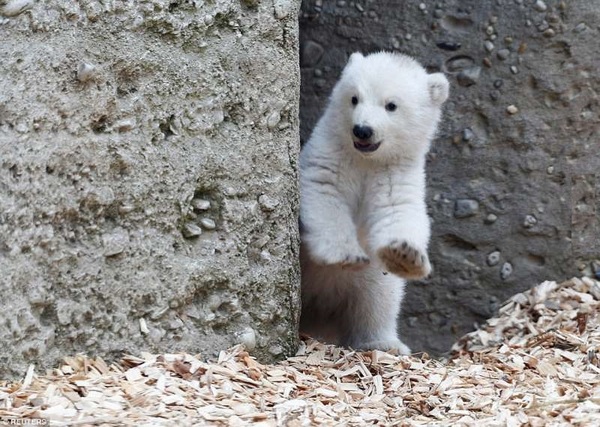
308,241,370,270
377,239,431,279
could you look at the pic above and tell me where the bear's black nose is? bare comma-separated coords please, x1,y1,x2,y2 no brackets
353,125,373,140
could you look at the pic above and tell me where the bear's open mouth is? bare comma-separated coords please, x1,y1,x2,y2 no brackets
353,140,382,153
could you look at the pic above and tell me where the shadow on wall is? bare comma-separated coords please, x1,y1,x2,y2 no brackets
298,0,600,355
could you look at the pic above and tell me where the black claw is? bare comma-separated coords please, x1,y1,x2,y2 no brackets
401,241,408,250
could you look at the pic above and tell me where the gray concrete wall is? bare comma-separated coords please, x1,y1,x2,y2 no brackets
0,0,301,378
300,0,600,355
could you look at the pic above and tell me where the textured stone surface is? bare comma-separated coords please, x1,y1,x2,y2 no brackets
0,0,301,378
300,0,600,355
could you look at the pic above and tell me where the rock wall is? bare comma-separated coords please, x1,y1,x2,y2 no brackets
300,0,600,354
0,0,301,378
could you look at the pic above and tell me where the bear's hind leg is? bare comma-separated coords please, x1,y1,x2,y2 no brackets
339,272,411,355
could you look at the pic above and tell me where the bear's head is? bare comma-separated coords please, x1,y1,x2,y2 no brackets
329,51,449,162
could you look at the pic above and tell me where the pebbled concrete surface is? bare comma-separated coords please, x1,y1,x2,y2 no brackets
0,0,301,378
299,0,600,355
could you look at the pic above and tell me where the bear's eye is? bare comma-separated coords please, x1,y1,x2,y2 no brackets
385,102,397,112
351,96,358,106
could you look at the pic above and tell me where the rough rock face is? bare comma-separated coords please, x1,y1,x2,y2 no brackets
300,0,600,354
0,0,301,378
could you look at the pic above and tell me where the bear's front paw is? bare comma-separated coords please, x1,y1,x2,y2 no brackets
309,242,370,270
338,253,371,270
321,251,371,270
377,239,431,279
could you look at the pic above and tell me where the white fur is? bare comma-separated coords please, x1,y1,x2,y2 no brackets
299,52,449,353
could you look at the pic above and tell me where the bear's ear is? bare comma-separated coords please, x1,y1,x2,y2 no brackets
348,52,364,64
427,73,450,106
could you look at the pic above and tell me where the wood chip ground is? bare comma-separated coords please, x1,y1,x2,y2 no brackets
1,277,599,426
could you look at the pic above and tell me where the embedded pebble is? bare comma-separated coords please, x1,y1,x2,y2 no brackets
267,111,281,129
150,306,169,321
139,318,149,335
484,41,494,52
0,0,34,17
533,0,547,12
510,66,519,74
573,23,587,33
237,327,257,350
168,318,184,330
493,79,504,89
485,213,498,224
260,250,272,262
200,218,216,230
496,49,510,61
115,119,136,132
445,55,475,72
223,187,237,197
500,262,513,280
182,222,202,238
269,345,284,356
506,105,519,115
204,14,214,26
537,20,550,32
207,295,222,311
102,228,129,256
523,214,537,228
436,41,461,51
192,199,211,211
258,194,280,212
547,166,554,174
543,28,555,38
456,67,481,87
454,199,480,218
462,128,474,142
518,42,528,54
301,40,324,67
274,0,294,19
77,62,97,82
487,251,501,267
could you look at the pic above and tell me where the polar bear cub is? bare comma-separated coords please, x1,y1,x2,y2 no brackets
299,51,449,354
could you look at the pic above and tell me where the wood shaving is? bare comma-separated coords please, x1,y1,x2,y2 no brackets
1,277,598,426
